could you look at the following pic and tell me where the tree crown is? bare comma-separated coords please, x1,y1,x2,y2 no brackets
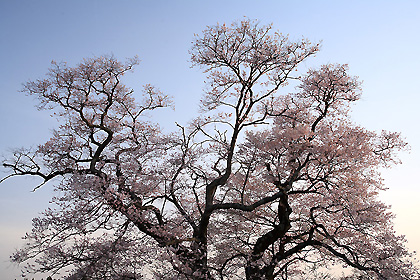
2,19,417,280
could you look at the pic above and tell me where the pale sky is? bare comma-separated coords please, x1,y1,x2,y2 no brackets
1,1,419,279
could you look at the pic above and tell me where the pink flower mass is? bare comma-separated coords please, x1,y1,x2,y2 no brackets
1,19,418,280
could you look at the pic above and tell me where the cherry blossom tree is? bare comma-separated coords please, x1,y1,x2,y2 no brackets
2,19,419,280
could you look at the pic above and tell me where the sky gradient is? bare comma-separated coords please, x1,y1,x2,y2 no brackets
1,1,419,278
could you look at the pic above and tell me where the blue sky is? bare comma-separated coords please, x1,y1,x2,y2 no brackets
1,1,419,278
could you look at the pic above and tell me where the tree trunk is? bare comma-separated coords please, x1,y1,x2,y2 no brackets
246,192,291,280
191,242,213,280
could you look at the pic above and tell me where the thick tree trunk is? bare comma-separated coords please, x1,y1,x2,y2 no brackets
245,192,291,280
191,242,214,280
172,238,214,280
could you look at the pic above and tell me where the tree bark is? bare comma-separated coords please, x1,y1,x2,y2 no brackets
246,192,291,280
